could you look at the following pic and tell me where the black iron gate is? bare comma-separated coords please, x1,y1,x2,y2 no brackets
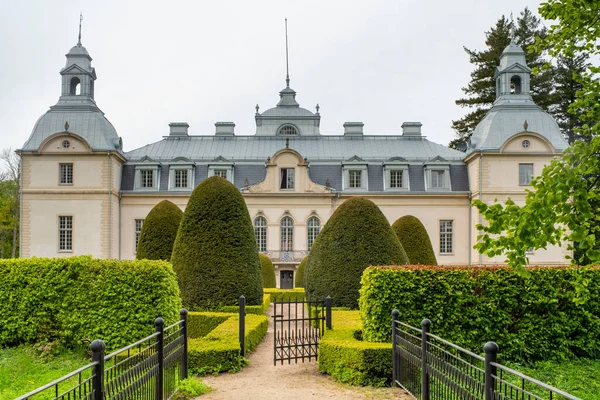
273,296,331,365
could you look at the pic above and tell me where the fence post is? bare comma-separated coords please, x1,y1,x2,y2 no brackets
91,339,105,400
421,318,431,400
180,308,189,379
484,342,499,400
391,310,399,386
239,295,246,357
325,296,332,329
155,317,165,400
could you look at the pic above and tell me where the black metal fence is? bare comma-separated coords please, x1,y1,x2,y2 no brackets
16,309,188,400
391,310,580,400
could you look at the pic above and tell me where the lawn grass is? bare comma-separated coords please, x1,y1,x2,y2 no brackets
0,346,88,399
506,359,600,400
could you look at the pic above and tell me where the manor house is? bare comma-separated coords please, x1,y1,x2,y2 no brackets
18,35,570,288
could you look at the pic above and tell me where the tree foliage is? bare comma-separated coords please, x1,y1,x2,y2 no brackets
171,176,263,310
136,200,183,261
450,8,554,149
0,149,19,258
474,0,600,271
392,216,437,265
305,197,408,308
259,253,276,288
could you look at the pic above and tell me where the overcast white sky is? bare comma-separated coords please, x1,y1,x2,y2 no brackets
0,0,546,153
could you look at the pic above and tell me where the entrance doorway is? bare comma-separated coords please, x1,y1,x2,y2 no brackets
280,270,294,289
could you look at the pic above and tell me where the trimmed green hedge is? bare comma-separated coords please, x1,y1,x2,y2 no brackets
0,256,181,350
220,294,271,315
392,215,437,265
264,288,305,302
171,176,263,310
295,257,308,288
306,197,409,308
319,310,391,386
136,199,183,261
359,265,600,363
259,254,276,288
188,312,268,374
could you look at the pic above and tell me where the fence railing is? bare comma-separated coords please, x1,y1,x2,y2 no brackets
391,310,580,400
16,309,188,400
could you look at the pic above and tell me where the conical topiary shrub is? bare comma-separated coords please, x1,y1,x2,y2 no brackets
171,176,263,310
306,197,409,308
295,256,308,288
136,200,183,261
260,253,276,288
392,215,438,265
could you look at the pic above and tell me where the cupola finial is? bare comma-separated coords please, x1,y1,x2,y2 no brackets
509,11,515,44
285,18,290,87
78,12,83,46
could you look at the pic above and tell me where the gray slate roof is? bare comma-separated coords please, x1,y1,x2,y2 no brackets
125,135,467,162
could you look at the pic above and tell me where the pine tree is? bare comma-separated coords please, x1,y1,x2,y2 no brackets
551,53,590,144
450,8,554,149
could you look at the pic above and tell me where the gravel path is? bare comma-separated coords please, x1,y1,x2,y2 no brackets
199,304,411,400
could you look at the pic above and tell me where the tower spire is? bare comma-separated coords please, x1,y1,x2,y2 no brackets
285,18,290,87
78,12,83,46
509,11,515,43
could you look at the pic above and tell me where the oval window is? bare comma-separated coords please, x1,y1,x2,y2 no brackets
62,140,71,149
522,140,530,149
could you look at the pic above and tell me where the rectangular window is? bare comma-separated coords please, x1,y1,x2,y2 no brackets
519,164,533,185
174,169,188,188
389,170,403,188
280,168,295,189
440,220,453,254
134,219,144,252
431,170,446,189
214,169,228,179
59,163,73,185
349,170,362,188
58,216,73,251
141,170,154,188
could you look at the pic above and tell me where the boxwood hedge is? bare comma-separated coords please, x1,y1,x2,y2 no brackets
359,265,600,363
136,200,183,261
319,310,391,386
295,257,308,288
259,254,276,288
188,312,268,374
0,256,181,350
264,288,306,302
306,198,408,308
392,215,437,265
171,176,263,310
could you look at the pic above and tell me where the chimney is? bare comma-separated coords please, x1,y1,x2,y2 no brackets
343,122,364,136
401,122,422,136
169,122,189,136
215,122,235,136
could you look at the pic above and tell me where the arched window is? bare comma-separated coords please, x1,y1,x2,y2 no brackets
278,125,298,136
307,216,321,250
510,75,522,94
280,216,294,251
254,216,267,252
70,77,81,95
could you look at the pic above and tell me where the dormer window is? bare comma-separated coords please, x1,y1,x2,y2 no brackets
510,75,522,94
383,160,409,191
69,77,81,95
424,158,451,191
342,156,368,191
134,165,160,190
278,125,298,136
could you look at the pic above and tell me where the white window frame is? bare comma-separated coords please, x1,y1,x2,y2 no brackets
383,165,409,191
342,165,368,191
424,166,451,191
280,216,294,252
280,168,295,190
134,166,160,190
134,219,144,253
58,215,73,252
307,216,321,250
519,163,534,186
439,220,453,255
254,216,267,252
169,165,194,190
59,163,73,185
208,165,234,183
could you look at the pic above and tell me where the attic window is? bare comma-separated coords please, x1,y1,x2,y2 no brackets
278,125,298,136
69,77,81,95
62,140,70,149
510,75,521,94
